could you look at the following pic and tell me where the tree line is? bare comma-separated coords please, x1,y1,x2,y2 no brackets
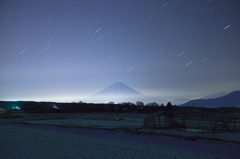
19,101,174,113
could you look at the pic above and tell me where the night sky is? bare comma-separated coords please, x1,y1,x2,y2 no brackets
1,0,240,103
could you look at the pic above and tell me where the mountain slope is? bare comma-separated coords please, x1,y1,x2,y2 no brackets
171,98,190,105
93,82,144,97
180,91,240,108
202,92,228,99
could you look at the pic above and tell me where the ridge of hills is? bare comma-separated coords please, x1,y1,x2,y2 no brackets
180,91,240,108
0,82,239,108
202,92,228,99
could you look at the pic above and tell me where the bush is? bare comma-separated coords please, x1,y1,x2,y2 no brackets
0,111,7,118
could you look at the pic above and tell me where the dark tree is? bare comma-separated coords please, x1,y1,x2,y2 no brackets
127,102,135,106
166,102,172,111
146,102,159,106
136,101,144,106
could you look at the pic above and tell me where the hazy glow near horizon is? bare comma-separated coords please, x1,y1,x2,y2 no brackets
1,0,240,102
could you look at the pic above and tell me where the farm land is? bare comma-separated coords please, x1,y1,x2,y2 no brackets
1,106,240,159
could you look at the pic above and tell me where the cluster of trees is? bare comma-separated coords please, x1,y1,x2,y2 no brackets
20,102,53,112
7,101,239,114
126,101,174,111
107,101,174,107
19,101,175,113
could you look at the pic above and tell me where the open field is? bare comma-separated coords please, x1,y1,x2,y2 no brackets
1,112,240,143
1,122,240,159
1,112,240,159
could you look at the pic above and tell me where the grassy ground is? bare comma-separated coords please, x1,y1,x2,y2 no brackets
1,123,239,159
1,112,240,144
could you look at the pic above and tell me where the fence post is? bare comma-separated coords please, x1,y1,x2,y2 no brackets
159,116,160,128
165,116,166,128
234,118,236,132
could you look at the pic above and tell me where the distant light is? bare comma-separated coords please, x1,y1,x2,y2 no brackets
95,28,101,33
128,67,134,72
186,61,192,66
161,3,168,8
53,104,59,109
224,24,231,30
12,106,20,110
202,58,208,62
47,38,53,44
19,49,26,55
106,56,112,60
44,45,50,51
176,0,183,5
110,14,116,19
209,6,216,11
97,36,103,41
177,52,184,57
11,62,17,68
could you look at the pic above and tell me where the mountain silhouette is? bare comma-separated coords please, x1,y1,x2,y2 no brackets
171,98,190,105
93,82,144,97
202,92,228,99
84,82,167,104
180,91,240,108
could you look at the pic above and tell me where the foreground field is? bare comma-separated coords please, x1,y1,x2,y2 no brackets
1,112,240,158
1,123,240,159
2,112,240,143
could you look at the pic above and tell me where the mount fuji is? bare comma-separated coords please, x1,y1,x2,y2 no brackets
84,82,167,104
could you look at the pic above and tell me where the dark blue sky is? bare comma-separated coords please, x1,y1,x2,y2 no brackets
1,0,240,102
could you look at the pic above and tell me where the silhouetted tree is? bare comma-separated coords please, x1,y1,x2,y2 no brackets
166,102,172,111
136,101,144,106
127,102,135,106
118,102,127,105
146,102,159,106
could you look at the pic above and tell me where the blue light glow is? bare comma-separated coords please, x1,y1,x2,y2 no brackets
12,106,20,110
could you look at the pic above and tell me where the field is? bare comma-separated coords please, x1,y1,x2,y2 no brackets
1,112,240,159
2,112,240,142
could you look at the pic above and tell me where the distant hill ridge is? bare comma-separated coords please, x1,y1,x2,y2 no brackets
180,91,240,108
171,98,190,105
202,92,228,99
